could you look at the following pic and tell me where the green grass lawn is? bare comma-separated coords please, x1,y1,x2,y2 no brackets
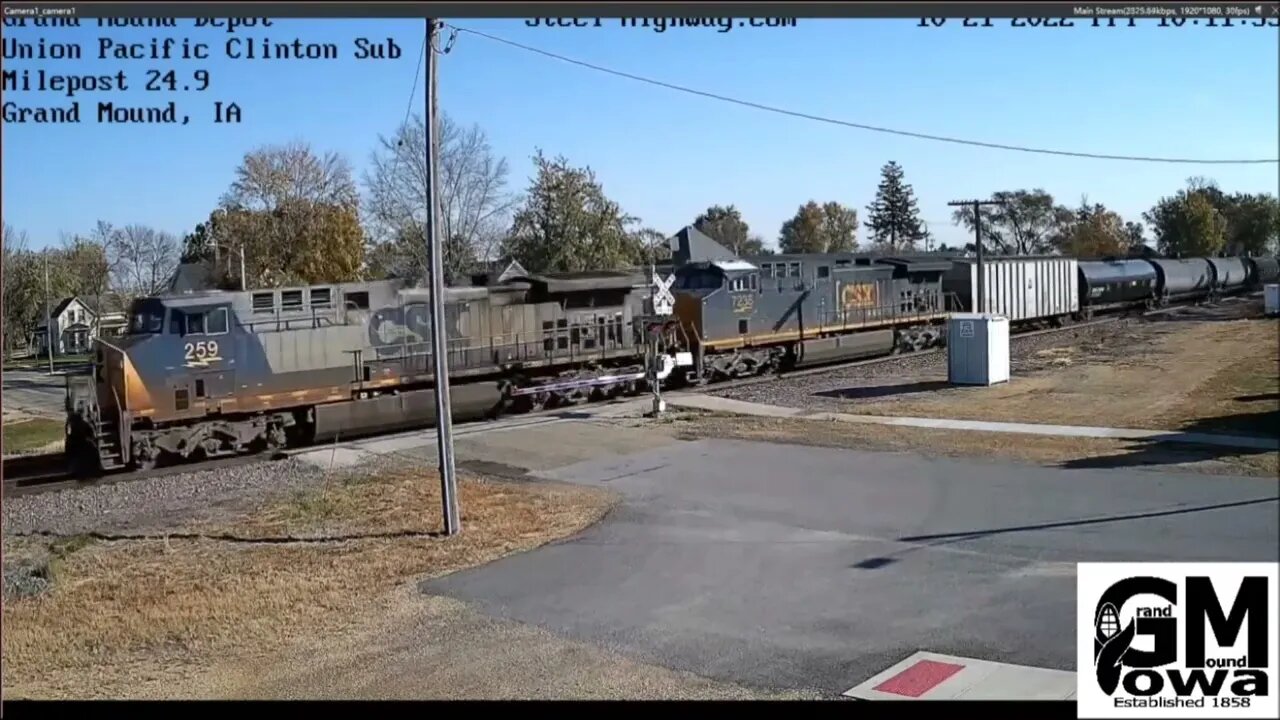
2,418,65,455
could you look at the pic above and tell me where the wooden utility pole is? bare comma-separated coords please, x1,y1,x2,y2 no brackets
43,250,53,373
426,18,460,536
947,199,1005,314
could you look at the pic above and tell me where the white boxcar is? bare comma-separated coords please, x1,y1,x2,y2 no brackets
942,256,1078,323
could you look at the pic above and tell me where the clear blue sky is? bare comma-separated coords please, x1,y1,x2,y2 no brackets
3,16,1277,252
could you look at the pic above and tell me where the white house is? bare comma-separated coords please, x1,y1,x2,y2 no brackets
33,295,128,357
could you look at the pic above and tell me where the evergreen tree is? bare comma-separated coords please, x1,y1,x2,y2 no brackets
865,161,928,252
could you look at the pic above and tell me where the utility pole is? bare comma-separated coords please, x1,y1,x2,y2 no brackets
948,199,1004,314
43,250,53,373
426,18,460,536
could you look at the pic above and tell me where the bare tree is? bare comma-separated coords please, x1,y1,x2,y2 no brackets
107,224,180,297
2,224,36,355
364,113,517,281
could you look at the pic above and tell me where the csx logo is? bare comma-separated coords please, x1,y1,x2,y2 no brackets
842,283,876,310
184,340,222,367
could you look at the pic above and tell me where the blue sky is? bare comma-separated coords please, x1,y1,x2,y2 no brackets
3,16,1277,252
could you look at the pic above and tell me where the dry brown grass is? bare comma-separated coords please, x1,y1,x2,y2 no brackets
839,318,1279,433
1,468,617,699
674,412,1279,479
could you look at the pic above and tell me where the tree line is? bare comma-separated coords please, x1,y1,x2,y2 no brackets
695,163,1278,261
2,222,181,355
4,112,1277,356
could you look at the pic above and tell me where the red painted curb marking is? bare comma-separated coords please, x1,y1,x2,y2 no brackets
872,659,966,698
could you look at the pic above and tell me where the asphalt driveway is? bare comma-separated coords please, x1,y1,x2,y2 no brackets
423,438,1279,696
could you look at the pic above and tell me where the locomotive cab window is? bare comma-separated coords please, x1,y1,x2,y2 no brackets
818,266,831,279
185,312,206,335
205,308,229,335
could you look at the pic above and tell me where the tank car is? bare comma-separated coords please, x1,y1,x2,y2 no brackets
668,253,952,382
1147,258,1214,304
1076,259,1158,317
1245,255,1280,287
1207,257,1249,293
64,272,666,474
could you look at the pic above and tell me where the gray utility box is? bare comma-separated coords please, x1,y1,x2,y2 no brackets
947,313,1010,386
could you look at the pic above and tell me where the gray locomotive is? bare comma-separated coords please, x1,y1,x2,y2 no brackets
668,252,954,383
65,270,671,473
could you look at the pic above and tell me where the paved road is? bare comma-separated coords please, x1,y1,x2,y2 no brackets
424,438,1280,696
2,370,70,418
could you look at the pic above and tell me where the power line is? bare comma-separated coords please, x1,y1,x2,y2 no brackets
444,23,1278,166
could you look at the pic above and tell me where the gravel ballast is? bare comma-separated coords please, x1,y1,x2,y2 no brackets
1,456,368,537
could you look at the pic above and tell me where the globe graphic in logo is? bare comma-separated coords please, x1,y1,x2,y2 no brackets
1098,602,1121,639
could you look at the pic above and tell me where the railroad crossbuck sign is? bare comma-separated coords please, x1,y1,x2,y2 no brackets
652,274,675,315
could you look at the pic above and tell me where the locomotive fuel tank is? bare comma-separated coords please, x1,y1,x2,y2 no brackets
1147,258,1213,301
1208,257,1249,291
792,330,895,368
310,382,504,442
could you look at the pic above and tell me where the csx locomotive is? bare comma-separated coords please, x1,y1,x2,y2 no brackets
65,270,680,474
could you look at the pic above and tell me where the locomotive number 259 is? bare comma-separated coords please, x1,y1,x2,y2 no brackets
184,340,220,362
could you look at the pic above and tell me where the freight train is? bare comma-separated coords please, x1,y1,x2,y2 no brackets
64,270,688,475
63,250,1277,475
667,251,1277,384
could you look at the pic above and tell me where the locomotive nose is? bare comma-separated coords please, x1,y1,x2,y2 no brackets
94,339,154,415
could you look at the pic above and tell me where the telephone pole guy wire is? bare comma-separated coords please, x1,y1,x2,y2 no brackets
426,18,460,536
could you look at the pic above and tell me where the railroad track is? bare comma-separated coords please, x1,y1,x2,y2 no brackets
2,450,285,499
695,300,1208,396
2,294,1258,499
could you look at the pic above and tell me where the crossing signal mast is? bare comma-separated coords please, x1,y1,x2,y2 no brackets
646,263,676,417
